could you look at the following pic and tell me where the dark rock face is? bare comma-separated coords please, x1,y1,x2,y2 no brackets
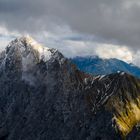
0,36,139,140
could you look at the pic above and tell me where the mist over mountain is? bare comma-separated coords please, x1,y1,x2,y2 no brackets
0,36,140,140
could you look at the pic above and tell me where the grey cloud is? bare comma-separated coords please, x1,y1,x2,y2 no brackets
0,0,140,51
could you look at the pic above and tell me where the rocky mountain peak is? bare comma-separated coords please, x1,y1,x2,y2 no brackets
0,36,66,74
6,35,52,62
0,37,140,140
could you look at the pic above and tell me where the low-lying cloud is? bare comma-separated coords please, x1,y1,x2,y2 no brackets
0,0,140,66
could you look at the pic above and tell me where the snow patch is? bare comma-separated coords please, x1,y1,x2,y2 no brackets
99,75,105,80
117,71,120,73
120,72,125,76
21,35,52,62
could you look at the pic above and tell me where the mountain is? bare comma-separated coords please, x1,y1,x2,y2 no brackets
0,36,140,140
71,56,140,78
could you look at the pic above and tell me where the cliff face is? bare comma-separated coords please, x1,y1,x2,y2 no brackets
0,36,140,140
85,73,140,139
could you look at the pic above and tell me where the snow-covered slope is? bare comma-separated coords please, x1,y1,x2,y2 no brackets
0,36,66,84
0,37,140,140
4,35,61,65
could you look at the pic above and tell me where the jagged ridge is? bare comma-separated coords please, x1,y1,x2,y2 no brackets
0,36,140,140
85,72,140,138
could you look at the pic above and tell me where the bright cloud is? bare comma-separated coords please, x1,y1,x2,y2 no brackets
0,26,20,51
0,25,139,67
96,44,133,63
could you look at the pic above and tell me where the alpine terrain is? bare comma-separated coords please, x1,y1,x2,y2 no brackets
71,56,140,78
0,36,140,140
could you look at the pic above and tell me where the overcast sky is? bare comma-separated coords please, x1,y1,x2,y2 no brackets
0,0,140,66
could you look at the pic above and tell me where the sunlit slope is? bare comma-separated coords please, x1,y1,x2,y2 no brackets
86,72,140,138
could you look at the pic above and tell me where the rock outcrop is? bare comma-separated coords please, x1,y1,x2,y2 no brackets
0,36,140,140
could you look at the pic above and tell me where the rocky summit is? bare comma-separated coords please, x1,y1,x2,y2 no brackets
0,36,140,140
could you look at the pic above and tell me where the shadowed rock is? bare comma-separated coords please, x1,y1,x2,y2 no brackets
0,36,139,140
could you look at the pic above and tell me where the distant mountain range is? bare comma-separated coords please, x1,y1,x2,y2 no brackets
71,56,140,78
